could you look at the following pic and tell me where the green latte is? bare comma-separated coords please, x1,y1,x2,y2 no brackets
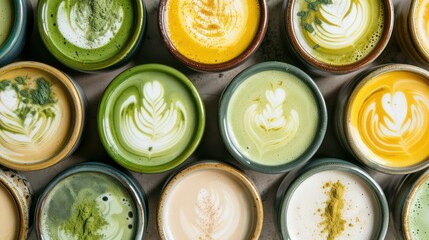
42,0,135,63
293,0,385,65
100,66,199,170
41,172,137,240
407,176,429,239
227,70,319,166
0,0,14,48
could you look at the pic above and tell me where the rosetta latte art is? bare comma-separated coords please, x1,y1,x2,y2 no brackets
244,87,299,157
57,0,124,49
118,81,187,160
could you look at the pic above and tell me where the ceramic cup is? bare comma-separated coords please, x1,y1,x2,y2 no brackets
275,158,389,240
281,0,394,74
219,61,327,173
0,166,33,240
157,161,263,239
158,0,268,72
98,64,205,173
35,162,148,240
0,61,85,171
391,168,429,240
395,0,429,68
37,0,146,71
0,0,28,66
335,64,429,174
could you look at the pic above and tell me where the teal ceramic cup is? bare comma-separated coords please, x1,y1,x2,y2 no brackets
391,168,429,240
37,0,146,71
0,0,28,66
35,162,148,240
98,64,206,173
219,61,327,173
275,158,389,240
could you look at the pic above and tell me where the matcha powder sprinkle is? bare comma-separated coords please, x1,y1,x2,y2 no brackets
60,200,107,240
320,181,346,240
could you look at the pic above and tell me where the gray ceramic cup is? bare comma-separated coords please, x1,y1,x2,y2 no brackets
219,61,327,173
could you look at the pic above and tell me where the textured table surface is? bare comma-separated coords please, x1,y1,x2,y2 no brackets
20,0,410,239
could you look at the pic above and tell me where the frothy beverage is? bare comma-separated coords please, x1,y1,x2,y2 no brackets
159,165,260,239
40,172,137,240
414,0,429,56
347,70,429,168
41,0,137,64
286,170,380,240
293,0,385,65
0,182,19,240
406,175,429,239
165,0,260,64
0,67,73,165
226,70,319,166
0,0,14,48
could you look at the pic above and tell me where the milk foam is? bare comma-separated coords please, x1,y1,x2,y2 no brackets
162,170,255,239
286,170,379,240
57,1,124,49
416,0,429,54
117,80,187,161
178,0,246,48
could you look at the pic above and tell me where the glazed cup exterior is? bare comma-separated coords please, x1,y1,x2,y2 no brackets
0,61,86,171
0,0,28,66
218,61,328,174
275,158,389,240
0,166,33,240
34,162,148,239
37,0,146,72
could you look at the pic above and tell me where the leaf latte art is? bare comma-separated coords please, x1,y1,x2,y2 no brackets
349,71,429,167
244,88,299,158
118,81,187,160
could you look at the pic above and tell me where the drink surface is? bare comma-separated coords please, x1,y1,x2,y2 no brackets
227,70,319,166
0,0,14,48
165,0,260,64
0,182,19,240
407,175,429,240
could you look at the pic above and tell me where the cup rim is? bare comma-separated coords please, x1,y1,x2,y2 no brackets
157,0,268,72
284,0,394,74
0,61,85,171
0,171,29,240
218,61,327,173
402,168,429,239
156,161,264,240
34,162,148,239
0,0,26,61
409,0,429,63
344,64,429,174
98,63,206,173
37,0,145,71
278,158,389,239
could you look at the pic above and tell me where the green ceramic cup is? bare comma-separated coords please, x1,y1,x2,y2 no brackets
98,64,205,173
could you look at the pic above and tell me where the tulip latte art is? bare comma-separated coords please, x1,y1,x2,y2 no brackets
348,71,429,167
294,0,385,65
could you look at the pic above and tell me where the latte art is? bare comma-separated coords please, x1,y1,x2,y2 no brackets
244,87,299,157
349,71,429,167
118,81,187,160
57,0,124,49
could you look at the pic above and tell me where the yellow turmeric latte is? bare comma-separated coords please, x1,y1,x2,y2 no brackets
348,71,429,168
414,0,429,57
165,0,260,64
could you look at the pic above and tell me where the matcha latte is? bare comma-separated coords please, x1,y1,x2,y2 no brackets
38,0,145,71
99,64,205,173
219,62,327,173
0,0,14,48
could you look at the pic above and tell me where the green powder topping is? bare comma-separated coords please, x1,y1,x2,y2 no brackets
320,181,346,240
0,77,55,106
61,199,107,240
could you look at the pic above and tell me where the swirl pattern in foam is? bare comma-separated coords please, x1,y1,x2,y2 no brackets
162,169,256,239
0,71,72,164
117,81,187,161
349,71,429,168
294,0,385,65
57,0,124,49
165,0,260,64
415,0,429,55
